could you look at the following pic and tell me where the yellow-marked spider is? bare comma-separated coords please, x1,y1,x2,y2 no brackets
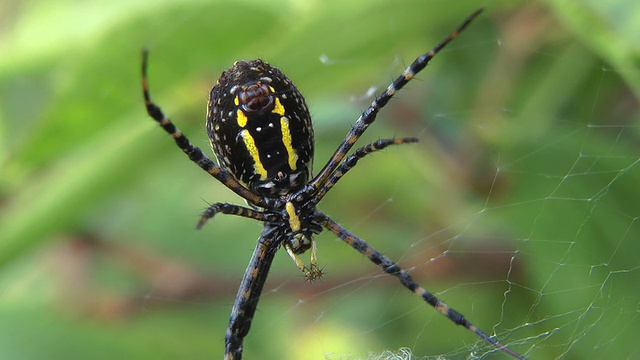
142,8,524,360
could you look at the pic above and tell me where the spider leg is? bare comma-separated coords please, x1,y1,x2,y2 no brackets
310,137,418,205
141,50,269,209
306,9,483,194
317,211,525,360
197,203,278,229
225,225,282,360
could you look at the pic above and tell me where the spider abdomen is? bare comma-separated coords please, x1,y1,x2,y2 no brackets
207,60,314,197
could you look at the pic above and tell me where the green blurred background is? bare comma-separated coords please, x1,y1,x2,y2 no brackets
1,0,639,359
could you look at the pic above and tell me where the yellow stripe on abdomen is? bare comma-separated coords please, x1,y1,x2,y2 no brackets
280,116,298,171
239,129,267,179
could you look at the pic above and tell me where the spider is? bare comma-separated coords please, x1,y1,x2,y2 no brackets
142,8,524,360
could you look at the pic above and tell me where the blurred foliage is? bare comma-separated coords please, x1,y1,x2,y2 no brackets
1,0,639,359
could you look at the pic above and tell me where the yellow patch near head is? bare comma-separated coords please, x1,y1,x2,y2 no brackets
240,130,267,179
273,97,285,116
237,109,248,127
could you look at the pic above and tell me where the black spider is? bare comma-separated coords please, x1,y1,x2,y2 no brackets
141,8,524,360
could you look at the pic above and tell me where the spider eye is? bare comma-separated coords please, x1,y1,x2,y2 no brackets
239,83,273,113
